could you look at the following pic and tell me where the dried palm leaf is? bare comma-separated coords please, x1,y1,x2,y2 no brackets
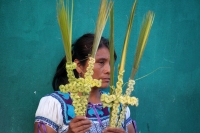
57,0,73,63
130,11,155,79
118,0,137,72
109,6,115,94
91,0,113,58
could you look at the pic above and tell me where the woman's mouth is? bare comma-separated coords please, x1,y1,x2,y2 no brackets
102,78,110,82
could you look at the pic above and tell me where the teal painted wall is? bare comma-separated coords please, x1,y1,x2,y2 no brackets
0,0,200,132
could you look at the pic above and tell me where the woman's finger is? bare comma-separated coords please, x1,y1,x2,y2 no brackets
74,121,92,132
75,119,92,127
70,116,87,123
68,116,92,133
103,127,125,133
79,126,91,133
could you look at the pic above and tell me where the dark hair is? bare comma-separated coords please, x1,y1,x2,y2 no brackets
52,33,117,91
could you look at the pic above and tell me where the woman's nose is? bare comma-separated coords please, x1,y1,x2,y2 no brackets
104,63,110,74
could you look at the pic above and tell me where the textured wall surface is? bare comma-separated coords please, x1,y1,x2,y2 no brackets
0,0,200,132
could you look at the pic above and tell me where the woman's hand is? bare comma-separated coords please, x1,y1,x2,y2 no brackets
67,116,92,133
102,127,126,133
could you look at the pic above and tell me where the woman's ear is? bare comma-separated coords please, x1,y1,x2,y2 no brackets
74,59,83,74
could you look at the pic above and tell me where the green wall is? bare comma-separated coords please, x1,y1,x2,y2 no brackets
0,0,200,132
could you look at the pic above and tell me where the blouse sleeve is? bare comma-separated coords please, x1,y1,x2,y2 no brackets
125,107,138,133
125,106,131,119
35,96,63,131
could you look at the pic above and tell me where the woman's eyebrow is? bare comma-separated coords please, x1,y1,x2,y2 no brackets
96,57,107,61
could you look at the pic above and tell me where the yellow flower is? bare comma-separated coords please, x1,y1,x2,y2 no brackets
110,95,115,100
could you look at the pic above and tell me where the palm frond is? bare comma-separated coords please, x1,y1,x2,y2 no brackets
130,11,155,79
91,0,114,58
118,0,137,72
109,6,115,94
57,0,73,63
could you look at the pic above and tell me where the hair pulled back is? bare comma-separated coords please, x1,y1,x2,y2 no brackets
52,33,117,91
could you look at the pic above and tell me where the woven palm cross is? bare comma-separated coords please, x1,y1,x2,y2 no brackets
101,70,138,127
60,57,102,116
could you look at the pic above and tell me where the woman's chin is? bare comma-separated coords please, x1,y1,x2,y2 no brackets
100,83,110,88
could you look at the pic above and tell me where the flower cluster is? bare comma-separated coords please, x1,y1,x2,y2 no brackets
66,62,77,83
84,57,95,77
125,79,135,95
101,94,116,108
115,70,124,95
118,96,138,126
117,106,126,127
120,95,138,105
101,93,138,108
70,93,89,116
101,94,120,127
110,101,119,127
109,70,124,127
60,78,88,93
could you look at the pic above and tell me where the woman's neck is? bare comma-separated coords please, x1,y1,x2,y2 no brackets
88,88,101,104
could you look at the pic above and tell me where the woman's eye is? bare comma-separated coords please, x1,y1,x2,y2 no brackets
98,61,105,65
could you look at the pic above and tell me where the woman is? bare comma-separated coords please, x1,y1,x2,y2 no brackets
34,33,137,133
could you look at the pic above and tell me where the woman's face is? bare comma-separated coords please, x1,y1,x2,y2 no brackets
82,47,111,88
